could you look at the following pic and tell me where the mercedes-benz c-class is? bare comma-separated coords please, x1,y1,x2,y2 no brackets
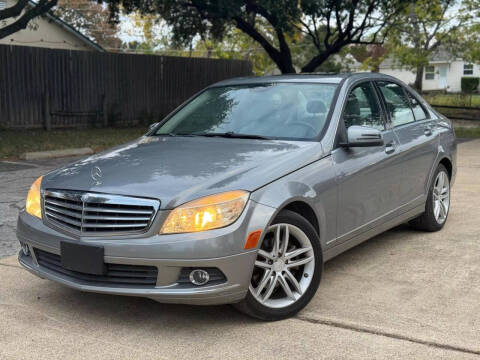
17,73,456,320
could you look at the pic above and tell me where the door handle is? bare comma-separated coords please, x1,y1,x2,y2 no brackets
385,141,396,154
424,127,433,136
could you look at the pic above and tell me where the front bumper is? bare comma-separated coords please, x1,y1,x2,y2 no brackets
18,250,255,305
16,200,276,305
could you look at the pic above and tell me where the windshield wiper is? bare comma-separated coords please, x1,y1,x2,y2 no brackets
155,133,202,137
196,132,270,140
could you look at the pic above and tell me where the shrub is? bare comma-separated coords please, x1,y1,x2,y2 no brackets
461,77,479,93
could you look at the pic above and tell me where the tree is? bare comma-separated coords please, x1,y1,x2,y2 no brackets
99,0,406,73
349,44,387,72
386,0,470,90
118,12,349,75
54,0,121,50
454,0,480,64
0,0,57,40
194,28,277,75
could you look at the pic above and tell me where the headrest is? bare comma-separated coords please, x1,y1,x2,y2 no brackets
306,100,327,114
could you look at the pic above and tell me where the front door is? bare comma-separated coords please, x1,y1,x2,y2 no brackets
332,81,401,244
438,65,448,89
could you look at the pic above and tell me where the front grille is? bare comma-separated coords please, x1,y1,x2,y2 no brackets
34,248,158,287
43,190,159,236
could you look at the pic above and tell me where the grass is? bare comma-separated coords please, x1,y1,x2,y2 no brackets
0,127,148,160
454,127,480,138
423,93,480,108
433,106,480,120
421,93,480,120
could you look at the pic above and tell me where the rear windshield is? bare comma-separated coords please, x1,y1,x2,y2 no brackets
155,83,338,140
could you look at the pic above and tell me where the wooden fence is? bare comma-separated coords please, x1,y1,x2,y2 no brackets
0,45,252,129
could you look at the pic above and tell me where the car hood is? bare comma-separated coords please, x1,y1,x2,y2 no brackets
43,136,324,209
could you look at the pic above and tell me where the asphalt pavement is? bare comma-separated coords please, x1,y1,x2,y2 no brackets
0,157,82,258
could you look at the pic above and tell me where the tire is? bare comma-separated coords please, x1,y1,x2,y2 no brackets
233,210,323,321
409,164,451,232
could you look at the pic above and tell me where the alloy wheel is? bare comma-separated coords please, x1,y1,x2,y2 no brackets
433,171,450,224
249,223,315,309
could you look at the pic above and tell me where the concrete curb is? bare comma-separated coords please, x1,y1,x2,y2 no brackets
22,147,94,160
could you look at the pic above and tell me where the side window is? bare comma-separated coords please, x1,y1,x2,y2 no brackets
377,81,415,127
464,64,474,75
406,91,428,121
425,66,435,80
343,82,384,131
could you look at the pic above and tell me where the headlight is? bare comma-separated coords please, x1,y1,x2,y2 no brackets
160,190,249,234
26,176,43,219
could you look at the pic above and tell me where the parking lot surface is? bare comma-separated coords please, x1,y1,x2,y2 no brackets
0,141,479,359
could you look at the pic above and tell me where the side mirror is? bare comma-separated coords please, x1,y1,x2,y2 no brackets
341,125,384,147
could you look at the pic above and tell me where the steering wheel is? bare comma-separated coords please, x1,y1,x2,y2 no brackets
288,121,318,136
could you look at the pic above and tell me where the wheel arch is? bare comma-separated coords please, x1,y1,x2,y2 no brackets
426,153,453,194
282,201,320,236
258,196,327,251
439,157,453,180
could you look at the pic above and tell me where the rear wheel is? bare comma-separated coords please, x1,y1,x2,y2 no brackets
234,210,322,321
409,164,450,232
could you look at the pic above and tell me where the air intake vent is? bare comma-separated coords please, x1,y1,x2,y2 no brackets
34,248,158,287
43,190,159,236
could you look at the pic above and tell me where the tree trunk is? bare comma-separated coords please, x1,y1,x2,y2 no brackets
276,53,296,74
301,42,344,73
234,17,295,74
414,65,424,91
206,46,213,58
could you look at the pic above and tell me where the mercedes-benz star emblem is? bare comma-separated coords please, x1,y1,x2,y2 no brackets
91,166,103,185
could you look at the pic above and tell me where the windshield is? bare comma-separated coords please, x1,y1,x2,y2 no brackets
154,83,338,140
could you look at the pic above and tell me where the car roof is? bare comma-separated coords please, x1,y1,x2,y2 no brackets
210,72,396,87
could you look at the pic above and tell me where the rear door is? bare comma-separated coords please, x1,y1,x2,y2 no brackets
332,81,402,244
375,81,438,208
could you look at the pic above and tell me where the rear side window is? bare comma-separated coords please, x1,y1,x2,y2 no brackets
406,92,428,121
343,82,384,131
376,81,415,127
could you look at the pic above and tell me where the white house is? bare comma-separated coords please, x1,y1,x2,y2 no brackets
377,48,478,93
0,0,103,51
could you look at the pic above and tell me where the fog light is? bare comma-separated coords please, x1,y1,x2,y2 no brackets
21,243,30,256
189,269,210,286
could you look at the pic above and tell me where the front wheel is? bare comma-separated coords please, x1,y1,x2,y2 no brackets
234,210,323,321
409,164,451,232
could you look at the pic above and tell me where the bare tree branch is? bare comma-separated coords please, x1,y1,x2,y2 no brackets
0,0,29,21
0,0,58,40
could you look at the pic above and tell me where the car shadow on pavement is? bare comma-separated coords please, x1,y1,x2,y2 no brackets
37,281,255,326
323,224,416,272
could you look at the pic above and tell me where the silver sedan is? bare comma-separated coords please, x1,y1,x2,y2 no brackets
17,73,456,320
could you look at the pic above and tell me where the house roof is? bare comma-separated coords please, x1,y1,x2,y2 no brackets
29,0,105,52
378,56,400,69
379,46,456,69
429,47,456,62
